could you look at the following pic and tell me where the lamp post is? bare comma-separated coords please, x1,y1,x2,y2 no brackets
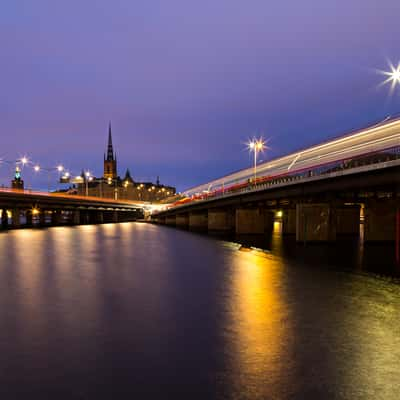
247,138,266,185
85,171,91,196
33,163,65,192
380,61,400,92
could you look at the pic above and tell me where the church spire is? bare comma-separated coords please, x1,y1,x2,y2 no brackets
107,121,114,161
103,121,118,180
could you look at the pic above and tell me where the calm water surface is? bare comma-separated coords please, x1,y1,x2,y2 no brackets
0,223,399,399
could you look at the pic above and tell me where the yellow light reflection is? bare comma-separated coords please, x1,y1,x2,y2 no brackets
223,249,291,397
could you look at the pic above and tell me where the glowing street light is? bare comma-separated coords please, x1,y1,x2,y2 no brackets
379,61,400,92
57,165,64,172
247,138,266,184
20,157,28,165
34,165,40,172
84,171,91,196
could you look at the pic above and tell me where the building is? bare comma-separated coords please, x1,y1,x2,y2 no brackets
75,123,176,202
11,166,24,190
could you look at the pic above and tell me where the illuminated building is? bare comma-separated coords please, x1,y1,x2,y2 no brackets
74,122,176,201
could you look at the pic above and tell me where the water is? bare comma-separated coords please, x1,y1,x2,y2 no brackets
0,223,399,399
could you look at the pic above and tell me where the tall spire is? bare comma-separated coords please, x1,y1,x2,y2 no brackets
107,121,114,161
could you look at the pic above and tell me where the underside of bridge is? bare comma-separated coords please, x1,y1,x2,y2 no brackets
0,192,145,229
152,164,400,243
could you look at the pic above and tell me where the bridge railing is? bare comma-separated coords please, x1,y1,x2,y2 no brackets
167,146,400,210
0,186,146,206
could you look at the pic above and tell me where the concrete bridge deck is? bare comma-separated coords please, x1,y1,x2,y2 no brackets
0,188,146,228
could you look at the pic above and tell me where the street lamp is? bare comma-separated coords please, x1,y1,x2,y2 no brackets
379,61,400,92
20,157,28,166
85,171,91,196
247,138,266,184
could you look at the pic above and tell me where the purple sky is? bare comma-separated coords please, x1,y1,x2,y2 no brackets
1,0,400,191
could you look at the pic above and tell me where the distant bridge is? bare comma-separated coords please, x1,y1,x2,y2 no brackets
154,116,400,247
0,188,146,228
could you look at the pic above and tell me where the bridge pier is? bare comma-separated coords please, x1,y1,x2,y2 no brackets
50,210,63,225
95,211,104,224
80,211,90,224
25,210,33,227
165,216,176,226
189,212,208,231
39,210,46,226
208,209,234,232
72,210,80,225
235,208,274,235
336,205,360,235
1,209,9,229
156,216,166,225
176,214,189,228
282,208,296,235
296,203,336,242
364,200,396,241
12,209,20,228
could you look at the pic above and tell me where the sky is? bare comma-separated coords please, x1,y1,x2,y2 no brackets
1,0,400,191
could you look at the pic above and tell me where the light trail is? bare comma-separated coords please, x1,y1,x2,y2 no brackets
182,116,400,199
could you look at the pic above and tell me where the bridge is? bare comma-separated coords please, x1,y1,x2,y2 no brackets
0,188,146,229
153,116,400,246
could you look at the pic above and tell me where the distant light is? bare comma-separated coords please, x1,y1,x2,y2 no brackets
380,61,400,91
21,157,28,165
276,210,283,218
57,165,64,172
64,172,70,177
34,165,40,172
32,208,40,215
247,138,266,153
85,171,91,177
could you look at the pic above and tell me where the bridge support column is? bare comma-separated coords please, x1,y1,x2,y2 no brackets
51,210,63,226
39,210,46,226
1,209,9,229
189,212,208,231
235,208,274,234
176,214,189,228
80,211,90,224
296,203,336,242
165,216,176,226
12,209,20,228
72,210,80,225
282,208,296,235
208,209,234,232
336,205,360,235
95,211,104,224
364,201,396,241
25,210,33,227
157,216,166,225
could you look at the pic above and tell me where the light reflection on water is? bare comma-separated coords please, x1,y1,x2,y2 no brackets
0,223,399,399
222,249,292,399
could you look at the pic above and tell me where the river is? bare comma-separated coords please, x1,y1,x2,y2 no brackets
0,222,399,399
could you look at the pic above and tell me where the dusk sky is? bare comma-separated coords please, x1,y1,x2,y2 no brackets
1,0,400,191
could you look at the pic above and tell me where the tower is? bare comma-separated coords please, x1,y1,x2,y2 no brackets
11,166,24,190
103,121,117,179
